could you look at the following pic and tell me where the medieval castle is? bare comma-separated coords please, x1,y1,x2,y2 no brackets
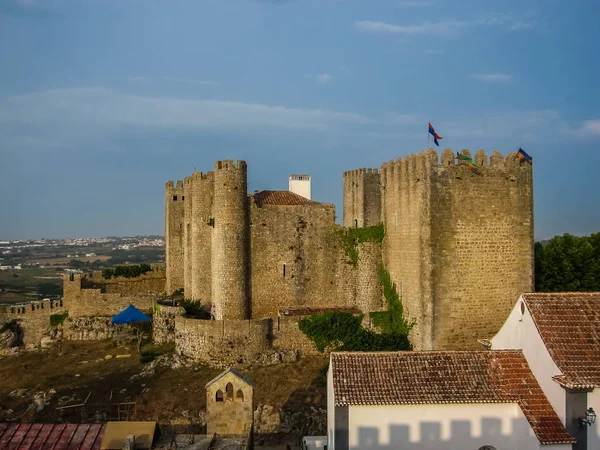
2,148,533,363
164,148,533,351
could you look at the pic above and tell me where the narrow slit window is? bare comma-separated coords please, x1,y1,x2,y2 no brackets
283,264,286,277
226,383,234,401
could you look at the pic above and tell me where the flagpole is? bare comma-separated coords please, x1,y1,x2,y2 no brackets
427,126,430,149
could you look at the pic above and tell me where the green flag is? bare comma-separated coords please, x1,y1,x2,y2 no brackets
456,152,479,169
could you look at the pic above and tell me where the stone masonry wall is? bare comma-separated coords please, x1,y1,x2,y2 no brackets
381,151,434,349
380,148,533,350
87,270,166,296
1,299,66,346
63,274,157,318
343,168,381,228
175,317,272,367
212,160,250,320
272,316,320,356
206,371,254,437
152,304,185,344
191,171,214,303
430,149,533,349
249,202,341,318
165,180,184,294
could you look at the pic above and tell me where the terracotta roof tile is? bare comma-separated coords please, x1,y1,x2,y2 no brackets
523,292,600,389
331,350,574,445
0,423,104,450
251,190,318,207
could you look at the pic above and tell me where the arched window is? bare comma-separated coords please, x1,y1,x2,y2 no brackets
215,390,224,402
236,389,244,402
478,446,497,450
226,383,234,401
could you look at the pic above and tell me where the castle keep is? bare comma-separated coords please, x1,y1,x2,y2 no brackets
166,150,533,352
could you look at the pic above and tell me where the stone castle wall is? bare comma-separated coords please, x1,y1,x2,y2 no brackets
87,268,166,295
0,299,66,346
153,304,184,345
249,202,339,318
174,317,273,367
63,273,158,318
212,160,250,320
379,149,533,350
343,168,381,228
165,180,184,294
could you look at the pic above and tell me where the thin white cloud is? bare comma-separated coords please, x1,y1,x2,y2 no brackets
316,73,335,84
469,73,513,83
162,76,221,86
355,12,538,38
577,120,600,137
355,19,467,36
0,88,368,132
395,1,434,7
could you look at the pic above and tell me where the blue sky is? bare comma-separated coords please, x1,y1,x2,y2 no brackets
1,0,599,240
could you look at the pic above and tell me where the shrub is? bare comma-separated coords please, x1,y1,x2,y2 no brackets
102,264,153,279
180,300,211,319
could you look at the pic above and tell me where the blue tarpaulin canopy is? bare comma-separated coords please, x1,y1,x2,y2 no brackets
111,304,151,325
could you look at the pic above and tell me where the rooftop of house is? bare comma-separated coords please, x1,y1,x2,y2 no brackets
205,367,255,389
0,423,105,450
330,350,574,445
251,190,319,207
523,292,600,389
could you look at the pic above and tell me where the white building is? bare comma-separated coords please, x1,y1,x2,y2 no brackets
289,174,311,200
327,351,573,450
491,292,600,450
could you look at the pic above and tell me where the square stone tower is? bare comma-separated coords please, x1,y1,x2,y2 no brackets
206,368,254,437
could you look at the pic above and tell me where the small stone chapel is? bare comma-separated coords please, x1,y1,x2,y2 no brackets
206,367,255,438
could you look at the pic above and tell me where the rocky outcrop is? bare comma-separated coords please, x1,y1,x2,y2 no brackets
0,319,23,351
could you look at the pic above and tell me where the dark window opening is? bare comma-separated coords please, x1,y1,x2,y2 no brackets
216,390,224,402
283,264,286,277
182,196,185,200
236,390,244,402
173,195,178,201
226,383,234,401
354,219,358,229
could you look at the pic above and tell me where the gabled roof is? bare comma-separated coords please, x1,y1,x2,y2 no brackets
0,423,104,450
251,190,318,207
523,292,600,389
205,367,255,389
330,351,574,445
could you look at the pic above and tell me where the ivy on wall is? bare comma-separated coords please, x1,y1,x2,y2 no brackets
369,265,415,335
50,311,69,327
298,312,412,352
337,224,385,265
102,264,153,279
299,263,415,352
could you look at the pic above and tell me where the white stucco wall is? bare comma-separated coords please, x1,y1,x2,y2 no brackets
289,176,311,200
327,365,335,450
491,296,566,423
588,389,600,449
347,403,567,450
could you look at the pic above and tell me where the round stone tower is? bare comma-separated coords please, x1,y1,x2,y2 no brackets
211,160,250,320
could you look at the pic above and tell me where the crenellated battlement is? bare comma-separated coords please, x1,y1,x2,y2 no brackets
166,180,184,190
343,168,380,177
215,160,247,171
192,171,215,181
380,149,531,176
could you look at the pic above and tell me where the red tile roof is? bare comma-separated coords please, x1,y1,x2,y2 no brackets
523,292,600,389
330,350,574,445
0,423,105,450
251,190,318,207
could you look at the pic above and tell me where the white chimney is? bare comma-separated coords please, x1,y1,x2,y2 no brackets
289,174,311,200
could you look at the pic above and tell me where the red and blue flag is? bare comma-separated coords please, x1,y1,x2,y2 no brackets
517,147,532,162
428,123,442,146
